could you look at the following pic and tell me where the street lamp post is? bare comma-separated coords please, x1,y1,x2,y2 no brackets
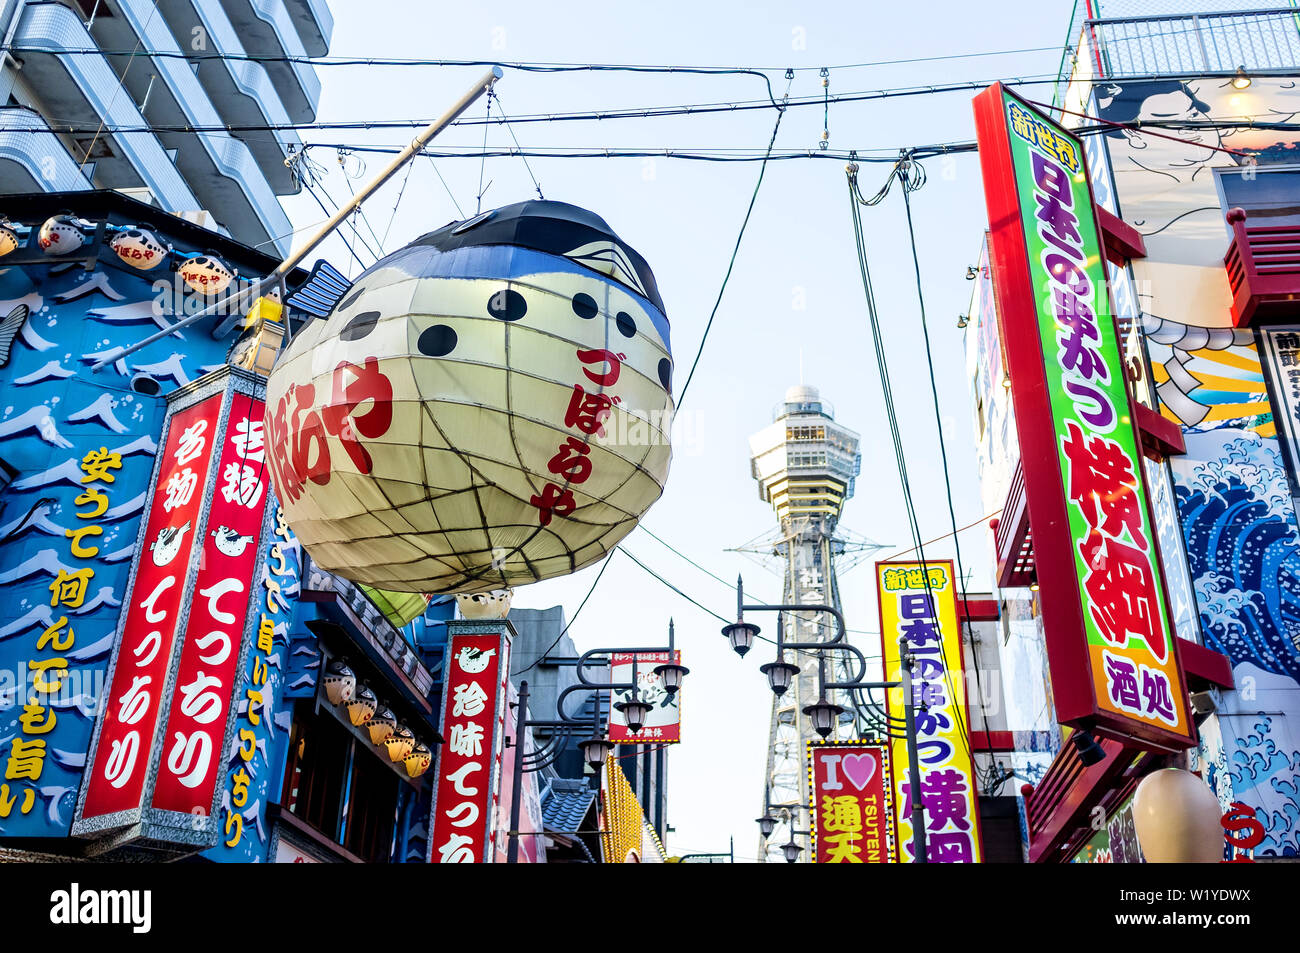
504,620,687,863
725,575,930,863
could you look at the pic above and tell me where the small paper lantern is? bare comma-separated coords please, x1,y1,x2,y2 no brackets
383,723,415,762
0,220,20,256
322,659,356,706
110,226,169,270
1132,768,1224,863
404,742,432,778
264,200,673,594
367,707,397,745
346,683,378,726
38,215,89,255
178,253,236,294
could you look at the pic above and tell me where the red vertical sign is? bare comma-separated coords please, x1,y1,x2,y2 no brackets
809,742,894,863
80,394,223,820
429,628,512,863
152,399,268,815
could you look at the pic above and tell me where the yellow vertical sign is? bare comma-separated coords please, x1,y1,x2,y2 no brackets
877,560,983,863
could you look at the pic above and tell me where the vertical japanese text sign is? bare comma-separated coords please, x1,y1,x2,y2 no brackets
75,390,225,831
151,396,269,822
972,85,1193,749
877,561,982,863
429,624,512,863
809,742,894,863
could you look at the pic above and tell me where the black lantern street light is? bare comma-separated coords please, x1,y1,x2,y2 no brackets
505,619,686,863
757,805,812,863
724,575,932,863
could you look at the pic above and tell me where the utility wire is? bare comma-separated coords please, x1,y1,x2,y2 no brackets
896,154,996,750
846,165,977,771
15,45,1071,70
511,551,616,676
676,104,784,408
615,546,731,624
426,154,466,218
16,73,1066,135
493,89,544,200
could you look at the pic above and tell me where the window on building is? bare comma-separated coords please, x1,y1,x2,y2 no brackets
281,700,399,862
1218,165,1300,228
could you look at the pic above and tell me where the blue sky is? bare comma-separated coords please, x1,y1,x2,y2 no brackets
278,0,1075,860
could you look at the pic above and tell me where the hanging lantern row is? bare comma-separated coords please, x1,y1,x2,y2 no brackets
323,658,433,778
0,215,243,296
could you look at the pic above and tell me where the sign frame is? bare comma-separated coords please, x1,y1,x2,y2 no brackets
972,83,1195,751
876,559,984,863
72,368,270,846
427,620,513,863
807,740,896,863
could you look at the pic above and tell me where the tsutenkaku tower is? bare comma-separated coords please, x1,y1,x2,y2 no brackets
748,385,862,862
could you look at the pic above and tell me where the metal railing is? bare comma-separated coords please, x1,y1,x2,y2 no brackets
1083,8,1300,78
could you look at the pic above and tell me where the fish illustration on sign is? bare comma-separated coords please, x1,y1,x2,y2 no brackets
150,520,192,567
0,304,30,367
456,646,496,674
211,525,255,558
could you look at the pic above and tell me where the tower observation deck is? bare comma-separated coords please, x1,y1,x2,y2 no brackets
748,385,863,862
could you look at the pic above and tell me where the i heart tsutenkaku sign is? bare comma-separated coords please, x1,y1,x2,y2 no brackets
809,743,894,863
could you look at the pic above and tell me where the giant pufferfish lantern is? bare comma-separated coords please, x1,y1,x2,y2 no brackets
264,200,673,594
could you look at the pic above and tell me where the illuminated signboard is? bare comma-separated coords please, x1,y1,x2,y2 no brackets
877,560,982,863
428,624,512,863
972,84,1193,749
808,741,894,863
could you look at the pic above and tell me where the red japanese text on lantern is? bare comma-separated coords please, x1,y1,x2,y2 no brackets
530,349,625,527
266,356,394,501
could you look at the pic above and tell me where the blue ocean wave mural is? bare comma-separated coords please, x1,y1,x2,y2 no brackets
1175,429,1300,856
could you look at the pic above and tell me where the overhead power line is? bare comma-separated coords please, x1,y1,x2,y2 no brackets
13,44,1070,71
15,73,1066,135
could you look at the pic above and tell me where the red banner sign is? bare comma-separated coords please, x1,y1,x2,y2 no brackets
80,394,223,821
809,742,895,863
609,651,682,744
152,399,268,815
429,628,512,863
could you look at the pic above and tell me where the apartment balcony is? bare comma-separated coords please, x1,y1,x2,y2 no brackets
217,0,322,121
89,0,294,254
11,2,201,211
1224,206,1300,327
154,0,301,192
1059,6,1300,103
0,107,91,193
282,0,333,57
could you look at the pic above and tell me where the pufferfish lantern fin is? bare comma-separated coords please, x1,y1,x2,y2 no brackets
285,259,353,320
563,241,650,302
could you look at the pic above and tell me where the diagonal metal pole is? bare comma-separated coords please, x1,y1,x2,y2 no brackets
92,66,503,372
